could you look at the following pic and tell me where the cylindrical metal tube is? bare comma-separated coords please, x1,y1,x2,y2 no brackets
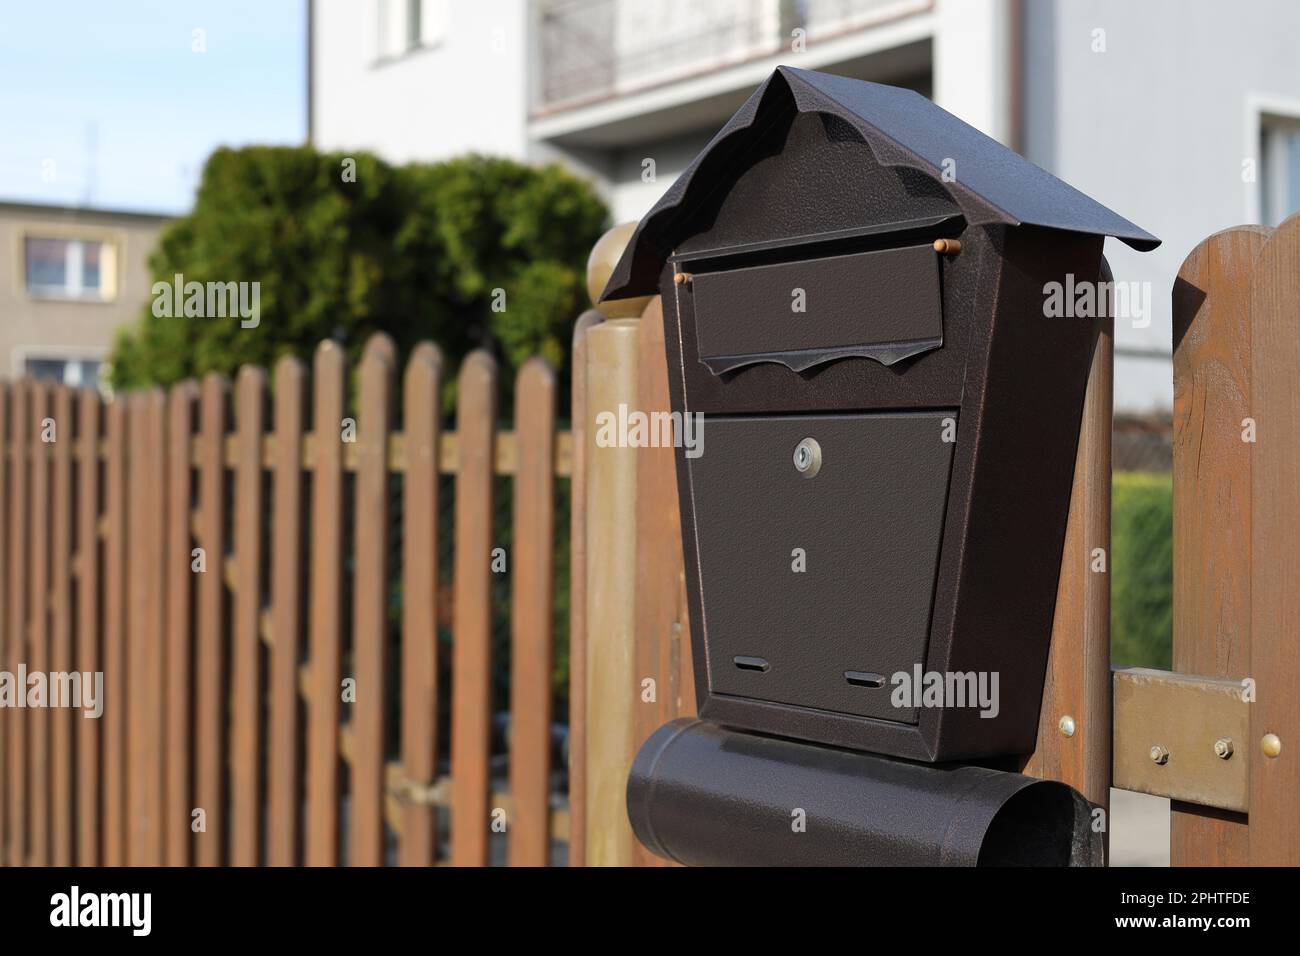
627,719,1102,866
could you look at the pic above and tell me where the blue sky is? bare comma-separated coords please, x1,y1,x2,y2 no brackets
0,0,306,215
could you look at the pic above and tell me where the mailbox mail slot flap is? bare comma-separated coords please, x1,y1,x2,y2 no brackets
688,243,943,374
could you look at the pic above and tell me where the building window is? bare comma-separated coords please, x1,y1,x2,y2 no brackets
1261,115,1300,227
24,356,103,387
375,0,446,62
23,236,117,301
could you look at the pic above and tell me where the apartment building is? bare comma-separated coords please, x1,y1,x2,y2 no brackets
310,0,1300,411
0,201,168,386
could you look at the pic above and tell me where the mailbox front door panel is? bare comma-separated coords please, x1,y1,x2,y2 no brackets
688,412,955,723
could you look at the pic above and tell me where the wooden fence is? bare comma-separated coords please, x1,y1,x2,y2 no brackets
0,335,572,866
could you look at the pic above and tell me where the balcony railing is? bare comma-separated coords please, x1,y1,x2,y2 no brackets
536,0,930,113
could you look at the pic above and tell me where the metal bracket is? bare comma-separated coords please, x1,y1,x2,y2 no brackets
1113,667,1250,812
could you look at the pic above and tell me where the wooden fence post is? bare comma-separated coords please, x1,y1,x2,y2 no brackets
567,308,602,868
1019,274,1114,851
582,318,640,866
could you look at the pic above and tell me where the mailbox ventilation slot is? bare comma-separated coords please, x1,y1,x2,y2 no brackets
733,656,770,673
844,671,886,689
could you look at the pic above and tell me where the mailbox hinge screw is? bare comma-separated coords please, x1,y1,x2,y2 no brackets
1058,715,1076,737
674,271,693,286
933,238,963,255
1213,737,1234,760
1150,744,1170,765
1261,733,1282,758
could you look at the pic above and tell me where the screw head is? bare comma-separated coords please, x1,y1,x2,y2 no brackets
1262,733,1282,758
793,437,822,478
1058,715,1076,737
1214,737,1234,760
1150,744,1170,765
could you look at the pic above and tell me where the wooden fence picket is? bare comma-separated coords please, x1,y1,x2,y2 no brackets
165,381,198,866
352,335,395,867
49,385,74,866
28,381,50,867
306,342,346,867
0,385,9,865
195,375,229,866
1247,213,1300,864
232,368,266,866
145,389,168,865
268,357,305,866
101,394,127,866
451,351,496,867
3,383,22,867
508,358,556,867
1169,225,1269,865
399,344,442,867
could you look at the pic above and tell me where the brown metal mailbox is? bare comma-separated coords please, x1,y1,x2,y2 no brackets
602,66,1159,762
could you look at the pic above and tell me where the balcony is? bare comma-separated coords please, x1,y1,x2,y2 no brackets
535,0,932,115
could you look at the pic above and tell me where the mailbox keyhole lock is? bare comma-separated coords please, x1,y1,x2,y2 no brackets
793,438,822,478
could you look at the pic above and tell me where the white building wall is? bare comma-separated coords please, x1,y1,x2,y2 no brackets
1024,0,1300,412
933,0,1012,145
311,0,531,164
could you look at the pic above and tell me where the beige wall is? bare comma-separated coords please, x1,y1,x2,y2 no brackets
0,202,168,383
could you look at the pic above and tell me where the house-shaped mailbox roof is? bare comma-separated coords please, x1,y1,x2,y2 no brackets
600,66,1160,302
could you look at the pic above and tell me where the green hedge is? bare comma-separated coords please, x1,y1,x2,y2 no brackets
1111,471,1173,669
109,147,608,400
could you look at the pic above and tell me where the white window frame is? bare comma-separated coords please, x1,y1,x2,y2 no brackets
16,225,122,303
1244,92,1300,226
10,346,109,388
372,0,447,65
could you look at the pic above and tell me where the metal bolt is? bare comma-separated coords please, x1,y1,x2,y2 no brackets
1262,733,1282,758
793,438,822,478
1213,737,1234,760
1150,744,1170,766
1058,715,1075,737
